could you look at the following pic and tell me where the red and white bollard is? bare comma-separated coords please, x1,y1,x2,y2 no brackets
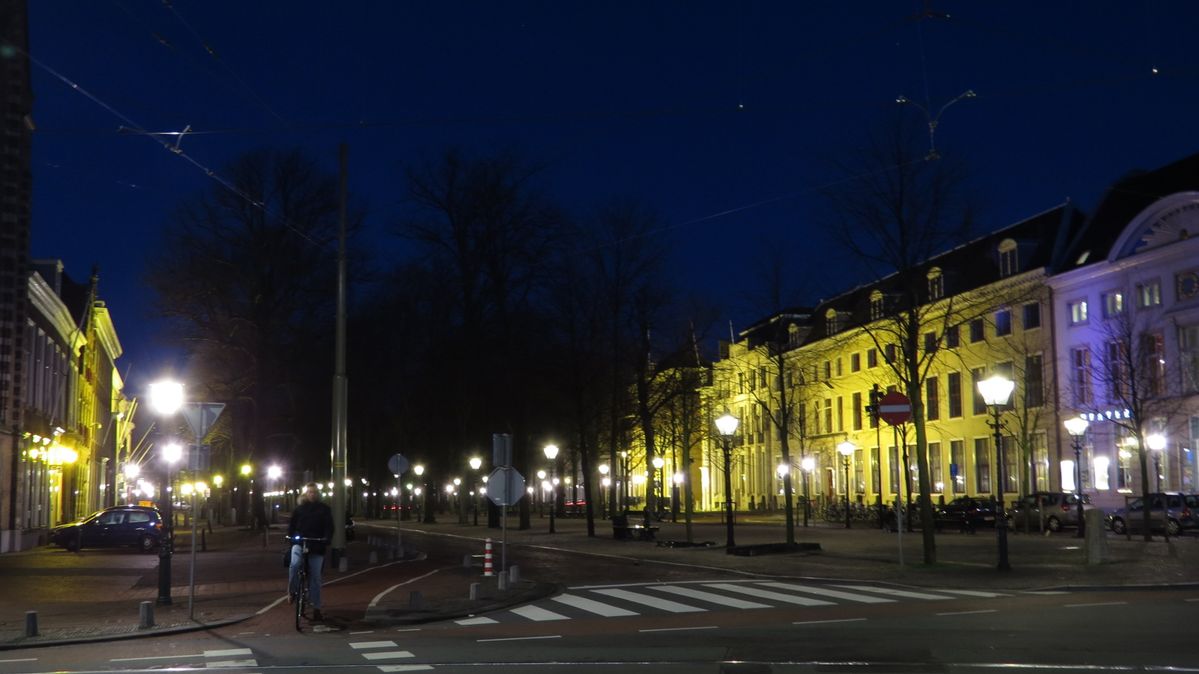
483,538,494,577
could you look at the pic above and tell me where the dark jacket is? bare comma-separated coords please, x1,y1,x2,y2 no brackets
287,499,334,555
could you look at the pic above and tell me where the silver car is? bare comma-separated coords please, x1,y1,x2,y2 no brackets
1109,492,1199,536
1010,492,1094,532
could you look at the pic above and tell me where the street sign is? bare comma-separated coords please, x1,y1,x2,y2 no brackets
878,391,912,425
387,453,409,476
492,433,512,467
180,403,225,443
486,466,525,507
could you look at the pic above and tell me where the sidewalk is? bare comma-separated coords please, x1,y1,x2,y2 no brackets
1,512,1195,649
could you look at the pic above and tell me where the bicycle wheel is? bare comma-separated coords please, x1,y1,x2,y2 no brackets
295,570,307,632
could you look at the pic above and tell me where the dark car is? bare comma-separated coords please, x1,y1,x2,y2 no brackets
50,505,163,553
934,496,1001,531
1109,493,1199,536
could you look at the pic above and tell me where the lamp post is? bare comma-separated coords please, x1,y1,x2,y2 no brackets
148,379,184,606
651,455,665,520
598,463,610,517
715,413,740,550
1147,433,1167,541
671,472,683,523
123,462,140,505
543,444,559,533
800,456,815,527
414,463,431,523
239,463,252,527
1064,416,1090,538
776,462,789,516
469,456,482,525
895,89,977,160
267,465,282,524
836,442,855,529
978,374,1015,572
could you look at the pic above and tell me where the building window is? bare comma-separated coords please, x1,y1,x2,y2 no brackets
974,438,991,493
1022,302,1041,330
825,308,840,335
928,267,944,301
868,390,879,429
971,368,987,415
823,360,831,381
852,392,863,430
1143,333,1166,396
851,352,861,372
998,239,1018,278
924,332,937,353
885,343,897,364
1068,299,1088,325
1180,325,1199,392
836,396,844,432
926,376,939,421
951,440,965,493
823,398,832,434
1137,280,1162,308
1106,340,1127,400
947,371,962,418
1032,432,1049,491
835,358,843,378
929,442,943,492
945,324,960,348
871,447,880,492
969,319,985,343
788,323,801,347
1103,291,1124,318
854,449,865,494
870,291,885,321
1071,347,1092,406
1002,436,1018,493
1025,354,1044,407
737,373,744,394
867,348,878,368
995,309,1012,337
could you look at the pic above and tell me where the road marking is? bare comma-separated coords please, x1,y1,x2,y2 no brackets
361,651,415,660
376,666,434,672
112,654,203,662
477,635,562,643
205,649,253,657
511,605,571,621
392,627,422,632
593,587,707,613
205,660,257,668
552,593,639,617
793,618,867,625
704,583,832,606
640,625,720,632
1184,598,1199,602
349,630,376,635
351,640,398,649
936,589,1009,598
651,585,770,609
369,568,443,607
1065,601,1127,608
455,616,498,625
1024,590,1069,595
937,609,998,616
758,582,896,604
0,659,36,664
834,584,954,600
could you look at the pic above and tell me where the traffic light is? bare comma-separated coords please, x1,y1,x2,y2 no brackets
865,384,881,426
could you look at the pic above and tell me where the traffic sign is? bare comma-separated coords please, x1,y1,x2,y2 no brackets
878,391,912,425
486,466,525,507
388,453,409,476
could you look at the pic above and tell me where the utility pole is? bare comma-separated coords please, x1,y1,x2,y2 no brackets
330,144,349,564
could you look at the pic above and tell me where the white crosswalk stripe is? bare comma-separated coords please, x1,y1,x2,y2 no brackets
511,604,571,621
362,651,415,660
552,593,640,617
376,666,434,672
833,584,955,600
650,585,771,609
456,616,499,625
756,582,896,604
936,589,1010,598
703,583,833,606
592,587,707,613
204,647,257,669
351,641,398,649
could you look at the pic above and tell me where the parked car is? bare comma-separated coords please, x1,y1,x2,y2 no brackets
1109,492,1199,536
933,496,1002,531
1011,491,1095,532
49,505,163,553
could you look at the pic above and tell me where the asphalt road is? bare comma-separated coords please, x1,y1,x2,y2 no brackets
1,528,1196,673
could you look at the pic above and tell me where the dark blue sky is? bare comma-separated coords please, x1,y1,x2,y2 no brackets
26,1,1199,393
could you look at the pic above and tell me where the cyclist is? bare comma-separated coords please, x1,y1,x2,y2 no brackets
287,482,334,621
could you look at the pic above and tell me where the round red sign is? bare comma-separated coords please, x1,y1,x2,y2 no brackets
878,391,912,425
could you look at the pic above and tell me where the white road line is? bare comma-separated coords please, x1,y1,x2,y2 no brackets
1065,601,1127,608
704,583,832,606
349,630,376,635
369,568,443,607
936,589,1009,598
205,660,257,668
794,618,867,625
205,649,253,657
361,651,415,660
757,582,896,604
455,616,498,625
351,640,398,649
112,654,203,662
833,584,954,600
477,635,562,643
376,666,434,672
392,627,422,632
511,605,571,621
592,587,707,613
937,609,998,616
0,659,36,664
651,585,770,609
1024,590,1069,595
640,625,720,632
552,593,639,617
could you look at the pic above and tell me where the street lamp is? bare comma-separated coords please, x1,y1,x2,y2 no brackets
978,374,1015,571
123,462,140,505
895,88,977,160
598,464,610,517
1147,433,1166,493
800,456,815,527
149,378,184,607
836,442,855,529
543,444,559,533
651,455,665,519
1064,416,1090,538
776,462,789,516
469,456,482,525
714,413,740,550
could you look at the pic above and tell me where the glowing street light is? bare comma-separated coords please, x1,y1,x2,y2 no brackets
714,413,740,550
836,442,856,530
1063,416,1090,537
978,374,1015,571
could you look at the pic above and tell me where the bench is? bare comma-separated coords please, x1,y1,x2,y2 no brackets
611,515,659,541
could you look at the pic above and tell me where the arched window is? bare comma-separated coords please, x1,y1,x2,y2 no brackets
998,239,1018,278
927,267,944,300
870,290,885,320
825,308,840,335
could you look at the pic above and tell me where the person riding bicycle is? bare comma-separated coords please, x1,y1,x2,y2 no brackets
287,482,334,621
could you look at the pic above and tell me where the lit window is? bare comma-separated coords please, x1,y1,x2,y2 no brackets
1022,302,1041,329
1068,299,1088,325
995,309,1012,336
870,291,885,321
1103,291,1124,317
1137,280,1161,308
927,267,944,300
998,239,1018,277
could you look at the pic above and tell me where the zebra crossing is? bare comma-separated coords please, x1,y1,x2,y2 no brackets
452,580,1014,626
347,640,431,672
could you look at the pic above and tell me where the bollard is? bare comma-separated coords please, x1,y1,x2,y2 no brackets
139,601,154,628
369,549,378,564
497,573,508,591
470,582,480,600
338,556,349,572
409,590,423,609
201,529,207,552
482,538,494,577
463,553,473,569
509,565,520,583
24,611,37,637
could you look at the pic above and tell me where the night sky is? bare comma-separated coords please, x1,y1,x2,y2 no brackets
25,1,1199,394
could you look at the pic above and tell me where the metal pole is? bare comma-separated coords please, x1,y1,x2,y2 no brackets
722,440,735,550
188,489,197,618
802,470,809,527
548,464,556,534
992,408,1011,571
157,462,173,605
1074,439,1085,538
395,474,401,553
843,458,851,529
330,144,349,562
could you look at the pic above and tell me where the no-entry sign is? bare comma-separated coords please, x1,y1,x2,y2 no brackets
878,391,912,425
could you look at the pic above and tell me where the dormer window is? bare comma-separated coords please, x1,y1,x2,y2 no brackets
825,308,841,335
999,239,1018,278
870,290,885,320
788,323,801,347
927,267,944,301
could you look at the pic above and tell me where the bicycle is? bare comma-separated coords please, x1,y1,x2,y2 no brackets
287,535,324,631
